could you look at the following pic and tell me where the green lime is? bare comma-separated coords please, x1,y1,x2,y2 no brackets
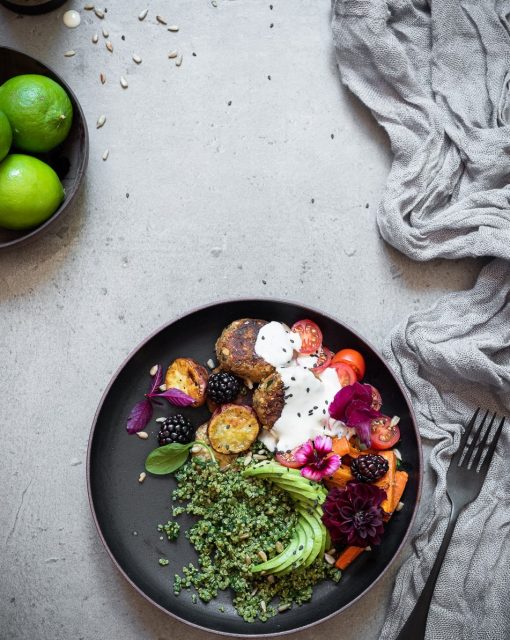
0,110,12,161
0,154,64,230
0,74,73,153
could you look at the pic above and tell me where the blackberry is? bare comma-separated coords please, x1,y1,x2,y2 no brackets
351,454,389,483
207,372,241,404
158,414,195,446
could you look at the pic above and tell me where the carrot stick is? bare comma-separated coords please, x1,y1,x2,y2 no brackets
390,470,408,513
335,546,364,570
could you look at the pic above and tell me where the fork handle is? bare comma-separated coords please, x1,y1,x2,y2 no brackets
395,499,459,640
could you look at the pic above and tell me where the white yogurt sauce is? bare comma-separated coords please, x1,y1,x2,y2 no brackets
254,321,302,367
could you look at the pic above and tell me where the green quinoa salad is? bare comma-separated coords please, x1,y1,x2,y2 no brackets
126,318,408,622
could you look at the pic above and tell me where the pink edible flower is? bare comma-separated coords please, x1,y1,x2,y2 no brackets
294,435,340,482
328,382,382,447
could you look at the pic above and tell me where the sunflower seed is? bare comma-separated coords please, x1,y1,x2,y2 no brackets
137,431,149,440
278,603,291,613
156,15,167,24
106,41,113,52
242,452,253,466
168,25,179,32
159,384,167,392
394,447,402,461
327,547,336,556
132,53,142,64
84,4,94,9
206,358,216,369
102,26,109,37
96,114,106,128
94,8,104,18
64,50,76,57
100,72,106,84
150,365,158,376
266,575,275,584
138,8,148,20
138,472,146,483
365,545,372,551
245,556,252,566
275,541,284,553
168,50,178,59
155,417,166,423
120,76,128,88
390,415,401,427
324,553,336,565
102,149,109,161
257,550,268,562
92,33,99,43
239,532,250,540
253,453,267,460
396,501,404,512
260,601,266,614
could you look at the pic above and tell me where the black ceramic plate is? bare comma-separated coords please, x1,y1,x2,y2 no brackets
0,47,88,250
87,300,422,637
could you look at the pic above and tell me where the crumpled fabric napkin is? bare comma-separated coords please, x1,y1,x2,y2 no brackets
331,2,510,639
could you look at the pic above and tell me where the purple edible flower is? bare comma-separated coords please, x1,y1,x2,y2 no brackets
294,435,341,482
328,382,382,447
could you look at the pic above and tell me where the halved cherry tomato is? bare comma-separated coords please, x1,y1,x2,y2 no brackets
331,349,366,381
368,385,382,411
275,447,303,469
370,416,400,450
312,347,333,374
291,319,323,355
330,362,357,387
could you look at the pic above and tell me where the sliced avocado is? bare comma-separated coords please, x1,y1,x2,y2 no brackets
298,507,324,567
271,478,324,502
250,529,299,573
295,511,316,568
273,520,308,576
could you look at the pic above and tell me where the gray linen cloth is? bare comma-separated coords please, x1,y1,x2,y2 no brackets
332,2,510,638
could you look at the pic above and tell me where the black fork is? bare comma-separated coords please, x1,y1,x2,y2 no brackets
395,409,506,640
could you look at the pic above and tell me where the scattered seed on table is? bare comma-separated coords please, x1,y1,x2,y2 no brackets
132,53,142,64
138,472,146,483
137,431,149,440
102,26,109,37
64,50,76,57
227,100,232,106
192,52,196,57
120,76,128,88
100,72,106,84
156,15,167,24
270,22,274,28
96,114,106,128
92,33,99,43
168,25,179,32
268,75,271,80
121,35,125,41
168,50,178,58
211,0,217,6
102,149,109,161
84,3,94,9
63,10,81,28
106,41,113,52
175,54,183,67
94,7,104,18
138,8,148,20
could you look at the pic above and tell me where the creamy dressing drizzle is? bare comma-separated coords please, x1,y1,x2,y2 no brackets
254,322,346,452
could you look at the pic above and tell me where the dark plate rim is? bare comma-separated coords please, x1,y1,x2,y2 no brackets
0,45,89,250
86,297,423,637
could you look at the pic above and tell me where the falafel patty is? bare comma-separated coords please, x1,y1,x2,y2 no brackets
252,371,285,427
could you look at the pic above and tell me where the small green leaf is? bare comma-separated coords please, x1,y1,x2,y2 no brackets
145,442,194,475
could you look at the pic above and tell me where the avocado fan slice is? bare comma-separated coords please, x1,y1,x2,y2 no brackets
249,528,300,574
297,506,324,567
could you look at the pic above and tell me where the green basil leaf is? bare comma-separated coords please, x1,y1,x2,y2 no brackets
145,442,194,475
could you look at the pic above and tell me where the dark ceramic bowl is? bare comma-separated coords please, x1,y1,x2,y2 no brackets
0,47,88,250
0,0,67,14
87,299,422,637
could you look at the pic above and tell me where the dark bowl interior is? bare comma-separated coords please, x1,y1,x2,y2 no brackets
0,46,88,250
87,299,422,637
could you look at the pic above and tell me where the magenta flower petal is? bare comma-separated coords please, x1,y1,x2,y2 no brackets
328,384,357,420
301,466,325,482
329,382,382,447
321,453,341,476
295,440,314,465
313,435,333,456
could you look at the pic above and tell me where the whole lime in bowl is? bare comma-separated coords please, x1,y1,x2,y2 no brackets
0,74,73,153
0,154,64,229
0,110,12,161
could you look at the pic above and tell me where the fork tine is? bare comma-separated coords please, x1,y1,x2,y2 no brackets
454,407,480,463
480,416,506,473
470,412,496,470
457,409,488,467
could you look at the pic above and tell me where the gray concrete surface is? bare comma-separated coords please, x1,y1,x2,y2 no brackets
0,1,481,639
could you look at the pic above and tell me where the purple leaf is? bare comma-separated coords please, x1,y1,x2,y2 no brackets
147,387,195,407
126,398,153,434
148,365,164,395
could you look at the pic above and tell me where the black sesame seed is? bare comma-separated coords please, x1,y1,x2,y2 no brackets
311,198,315,203
282,348,287,353
298,545,304,551
228,100,232,106
268,75,271,80
291,377,296,381
313,406,318,410
290,339,294,344
297,413,301,418
261,335,265,340
121,35,125,40
270,23,274,27
323,409,326,414
192,52,197,56
306,388,310,393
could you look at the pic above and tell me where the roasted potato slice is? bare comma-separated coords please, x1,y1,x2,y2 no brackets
215,318,274,383
208,404,260,454
192,423,236,469
165,358,208,408
252,372,285,428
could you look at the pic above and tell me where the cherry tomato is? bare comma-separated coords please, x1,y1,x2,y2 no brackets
330,362,357,387
312,347,333,374
368,385,382,411
331,349,366,381
291,319,323,355
275,448,302,469
370,416,400,450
